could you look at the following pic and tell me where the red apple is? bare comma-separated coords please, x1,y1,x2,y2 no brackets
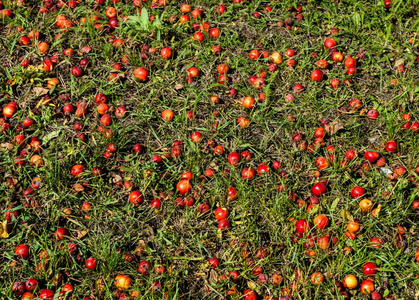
363,262,378,275
311,69,323,82
85,257,97,270
137,260,151,275
54,227,68,240
364,150,380,163
243,289,257,300
208,257,219,268
350,186,365,199
313,214,329,229
215,207,229,220
385,140,397,153
324,38,337,49
133,67,149,82
15,244,29,259
311,182,327,196
177,179,192,195
241,168,255,180
296,219,310,234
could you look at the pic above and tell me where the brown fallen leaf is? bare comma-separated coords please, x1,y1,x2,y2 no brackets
325,120,345,135
112,174,123,183
75,230,88,239
208,161,219,170
32,86,49,97
359,108,368,116
208,269,218,284
174,83,184,90
73,183,84,192
8,178,18,186
0,143,14,151
147,225,155,241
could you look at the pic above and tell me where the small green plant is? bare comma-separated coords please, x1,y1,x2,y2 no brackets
124,8,163,40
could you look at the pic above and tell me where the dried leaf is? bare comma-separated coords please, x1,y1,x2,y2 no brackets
1,220,9,238
75,230,88,239
330,198,340,212
73,183,84,192
325,121,345,135
340,209,353,221
147,225,155,241
208,162,219,170
96,278,105,291
32,86,49,97
112,174,123,183
42,130,60,144
0,143,14,151
8,178,18,186
359,108,368,116
174,84,184,90
271,242,286,250
138,239,147,249
208,269,218,284
394,58,405,67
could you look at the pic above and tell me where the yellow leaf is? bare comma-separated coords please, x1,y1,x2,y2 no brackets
217,228,222,241
340,209,353,221
198,262,209,270
36,97,51,108
66,143,76,155
373,204,382,217
247,280,257,289
36,64,44,72
1,220,9,238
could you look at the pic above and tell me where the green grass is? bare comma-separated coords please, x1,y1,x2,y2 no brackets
1,0,419,299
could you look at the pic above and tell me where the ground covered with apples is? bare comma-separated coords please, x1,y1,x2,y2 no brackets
1,0,419,299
